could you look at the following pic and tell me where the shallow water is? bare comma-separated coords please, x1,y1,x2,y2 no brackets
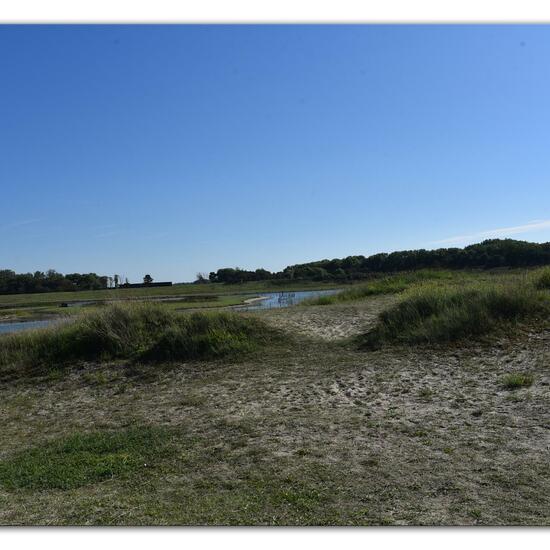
0,319,56,335
234,289,340,311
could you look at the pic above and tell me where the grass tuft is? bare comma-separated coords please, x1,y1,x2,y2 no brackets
142,311,269,361
502,372,534,390
0,302,275,378
359,281,547,348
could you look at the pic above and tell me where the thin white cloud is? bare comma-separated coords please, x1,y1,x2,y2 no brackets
432,219,550,246
144,231,170,239
92,224,119,231
1,218,43,231
94,231,122,239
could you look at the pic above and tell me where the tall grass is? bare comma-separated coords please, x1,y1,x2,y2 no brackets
303,270,458,305
359,281,548,348
0,303,275,376
532,266,550,290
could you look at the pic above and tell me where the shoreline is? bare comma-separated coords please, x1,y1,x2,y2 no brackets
242,295,269,305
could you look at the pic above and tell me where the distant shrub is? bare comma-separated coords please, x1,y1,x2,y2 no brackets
502,373,534,390
533,267,550,290
359,282,547,348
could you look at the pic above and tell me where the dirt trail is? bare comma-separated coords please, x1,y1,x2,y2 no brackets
257,294,398,341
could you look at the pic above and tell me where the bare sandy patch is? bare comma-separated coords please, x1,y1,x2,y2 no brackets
256,294,398,341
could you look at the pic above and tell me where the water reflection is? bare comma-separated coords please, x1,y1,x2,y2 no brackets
234,289,340,311
0,319,57,335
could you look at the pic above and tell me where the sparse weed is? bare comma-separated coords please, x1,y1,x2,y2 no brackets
502,372,534,390
418,388,434,400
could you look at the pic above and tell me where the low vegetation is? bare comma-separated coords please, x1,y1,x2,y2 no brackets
359,280,548,348
303,269,457,305
0,426,174,490
0,303,275,378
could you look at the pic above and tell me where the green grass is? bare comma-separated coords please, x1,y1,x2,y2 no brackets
302,270,460,305
533,266,550,290
0,302,277,378
0,421,344,524
502,372,534,390
359,280,548,348
0,427,174,490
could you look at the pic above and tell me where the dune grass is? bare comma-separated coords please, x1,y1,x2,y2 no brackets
302,270,459,305
0,426,174,490
359,280,548,348
0,302,276,378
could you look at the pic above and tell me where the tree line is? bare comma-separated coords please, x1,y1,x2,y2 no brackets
0,269,163,295
207,239,550,283
0,270,110,295
0,270,161,295
3,239,550,294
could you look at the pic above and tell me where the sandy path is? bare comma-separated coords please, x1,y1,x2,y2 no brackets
257,294,398,340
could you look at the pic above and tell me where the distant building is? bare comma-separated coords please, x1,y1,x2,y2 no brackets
118,281,172,289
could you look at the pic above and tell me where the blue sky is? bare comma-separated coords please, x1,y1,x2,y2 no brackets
1,25,550,282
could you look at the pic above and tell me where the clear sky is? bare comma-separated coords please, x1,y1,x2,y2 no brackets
2,24,550,282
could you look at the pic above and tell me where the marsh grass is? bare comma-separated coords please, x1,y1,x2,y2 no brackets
0,426,174,490
0,302,275,378
359,280,548,348
302,270,459,305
